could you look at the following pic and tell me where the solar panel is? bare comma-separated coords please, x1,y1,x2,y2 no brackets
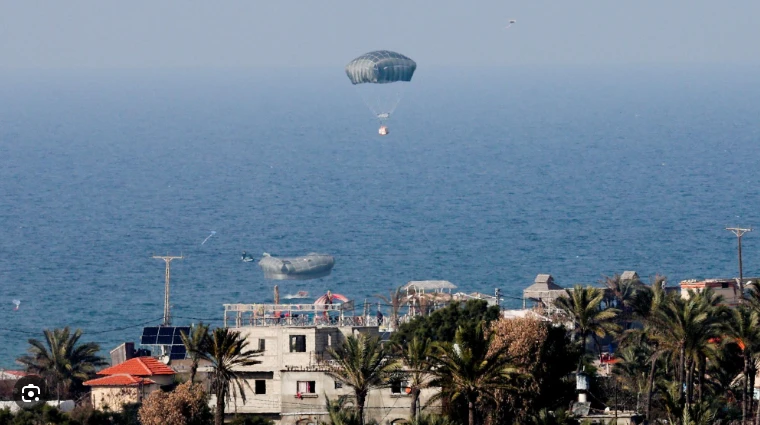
157,327,175,344
169,345,187,360
174,327,190,344
140,327,159,345
141,326,192,350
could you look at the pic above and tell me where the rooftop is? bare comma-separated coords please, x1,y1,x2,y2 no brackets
223,300,377,328
84,374,156,387
401,280,457,292
524,274,564,294
96,357,175,377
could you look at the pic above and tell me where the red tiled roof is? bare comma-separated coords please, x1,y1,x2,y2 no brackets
4,371,27,377
84,374,156,387
96,357,175,377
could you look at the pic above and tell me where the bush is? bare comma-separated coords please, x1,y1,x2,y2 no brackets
138,382,211,425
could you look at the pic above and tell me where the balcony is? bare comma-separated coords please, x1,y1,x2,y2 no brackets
223,302,385,328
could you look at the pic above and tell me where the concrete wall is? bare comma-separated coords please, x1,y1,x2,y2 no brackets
90,384,159,411
222,325,437,424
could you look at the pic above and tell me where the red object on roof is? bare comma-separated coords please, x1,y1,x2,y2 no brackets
84,374,156,387
4,371,27,377
96,357,175,377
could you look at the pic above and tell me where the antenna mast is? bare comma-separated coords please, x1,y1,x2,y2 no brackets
153,254,184,326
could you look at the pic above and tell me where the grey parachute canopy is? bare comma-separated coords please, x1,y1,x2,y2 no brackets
345,50,417,85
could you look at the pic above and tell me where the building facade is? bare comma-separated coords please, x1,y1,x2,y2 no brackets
216,301,437,425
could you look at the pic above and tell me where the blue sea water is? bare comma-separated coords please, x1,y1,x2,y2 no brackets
1,64,760,367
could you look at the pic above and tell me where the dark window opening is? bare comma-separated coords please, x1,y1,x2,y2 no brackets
255,380,266,394
334,381,343,389
298,381,316,394
290,335,306,352
391,380,409,394
258,338,266,351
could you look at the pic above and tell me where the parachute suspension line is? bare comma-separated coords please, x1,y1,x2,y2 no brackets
376,90,404,124
357,88,381,119
355,85,406,124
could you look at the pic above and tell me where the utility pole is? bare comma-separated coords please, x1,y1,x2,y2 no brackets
727,227,752,299
153,254,184,326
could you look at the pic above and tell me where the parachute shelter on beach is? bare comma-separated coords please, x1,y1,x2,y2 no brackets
345,50,417,124
258,253,335,280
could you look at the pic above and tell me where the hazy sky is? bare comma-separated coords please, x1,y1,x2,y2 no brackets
1,0,759,69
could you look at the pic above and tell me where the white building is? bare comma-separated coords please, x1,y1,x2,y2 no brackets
215,297,438,425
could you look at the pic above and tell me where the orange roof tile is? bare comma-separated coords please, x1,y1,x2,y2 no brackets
97,357,175,377
84,374,156,387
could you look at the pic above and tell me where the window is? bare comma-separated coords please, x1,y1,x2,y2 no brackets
290,335,306,352
334,381,343,389
391,381,409,394
258,338,266,351
297,381,316,394
255,380,266,395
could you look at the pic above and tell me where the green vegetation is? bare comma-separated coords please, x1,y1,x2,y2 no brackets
16,327,107,400
14,290,760,425
326,333,398,425
185,327,262,425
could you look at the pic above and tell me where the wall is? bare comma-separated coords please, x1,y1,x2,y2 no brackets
220,325,437,424
90,386,148,412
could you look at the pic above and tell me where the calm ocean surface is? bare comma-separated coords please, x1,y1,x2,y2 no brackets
1,64,759,367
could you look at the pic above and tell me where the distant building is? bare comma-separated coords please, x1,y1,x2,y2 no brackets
84,356,175,411
218,295,437,425
401,280,457,316
679,278,743,306
523,274,567,309
0,370,26,399
452,291,500,307
620,271,640,282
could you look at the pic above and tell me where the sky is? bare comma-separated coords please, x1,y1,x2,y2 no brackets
0,1,759,69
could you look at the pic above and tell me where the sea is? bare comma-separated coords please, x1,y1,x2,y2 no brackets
1,64,759,367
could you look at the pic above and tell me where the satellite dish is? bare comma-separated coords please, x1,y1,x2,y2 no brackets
160,355,170,365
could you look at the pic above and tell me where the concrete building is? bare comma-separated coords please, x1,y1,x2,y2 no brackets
679,278,742,306
217,297,437,425
84,356,175,411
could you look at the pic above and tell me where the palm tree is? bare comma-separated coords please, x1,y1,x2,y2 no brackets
723,305,760,425
524,408,579,425
187,327,262,425
612,345,652,413
627,277,669,420
180,322,210,383
323,394,363,425
554,285,620,372
16,327,106,399
375,286,407,331
603,273,643,325
326,333,397,425
650,288,723,408
408,413,459,425
394,336,435,419
429,323,516,425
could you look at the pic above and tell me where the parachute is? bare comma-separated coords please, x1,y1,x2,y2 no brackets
345,50,417,128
